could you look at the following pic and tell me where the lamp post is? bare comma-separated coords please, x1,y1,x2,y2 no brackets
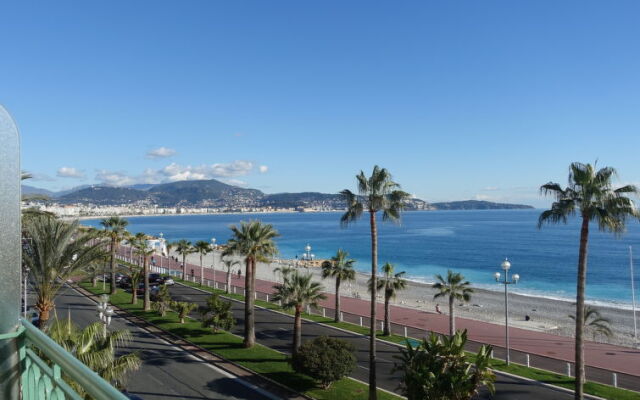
211,237,216,286
159,233,164,274
23,266,30,318
304,244,311,261
494,258,520,366
96,294,114,339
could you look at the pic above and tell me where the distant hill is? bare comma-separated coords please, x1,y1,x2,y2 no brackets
22,185,55,197
58,186,151,205
430,200,533,210
147,179,263,207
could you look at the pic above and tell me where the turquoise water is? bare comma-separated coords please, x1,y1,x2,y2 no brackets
84,209,640,306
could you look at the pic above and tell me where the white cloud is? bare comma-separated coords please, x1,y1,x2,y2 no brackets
146,147,177,159
57,167,85,179
473,194,492,201
482,186,500,191
259,165,269,173
222,179,248,187
28,173,55,182
95,160,260,186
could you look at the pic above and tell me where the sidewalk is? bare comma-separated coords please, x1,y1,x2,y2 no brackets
121,248,640,380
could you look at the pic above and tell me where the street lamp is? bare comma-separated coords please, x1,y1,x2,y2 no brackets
211,237,216,286
304,244,312,261
23,266,30,318
494,258,520,365
96,294,114,338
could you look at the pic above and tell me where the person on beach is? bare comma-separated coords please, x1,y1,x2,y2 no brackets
436,303,442,314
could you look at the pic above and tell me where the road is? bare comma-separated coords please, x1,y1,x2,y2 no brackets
53,285,276,400
169,283,579,400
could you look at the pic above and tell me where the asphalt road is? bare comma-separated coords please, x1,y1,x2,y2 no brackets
169,283,579,400
53,285,277,400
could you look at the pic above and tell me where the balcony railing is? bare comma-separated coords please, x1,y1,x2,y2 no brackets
0,319,128,400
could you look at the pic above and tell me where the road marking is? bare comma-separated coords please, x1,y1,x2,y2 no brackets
67,285,281,400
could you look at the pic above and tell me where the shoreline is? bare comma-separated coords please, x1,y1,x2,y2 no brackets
172,249,640,348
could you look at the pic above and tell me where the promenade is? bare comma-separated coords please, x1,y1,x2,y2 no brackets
119,247,640,389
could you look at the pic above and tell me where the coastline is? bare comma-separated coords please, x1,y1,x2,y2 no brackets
173,249,639,348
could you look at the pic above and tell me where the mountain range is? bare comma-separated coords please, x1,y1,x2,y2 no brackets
22,180,533,210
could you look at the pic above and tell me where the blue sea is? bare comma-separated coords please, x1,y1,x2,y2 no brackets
83,209,640,307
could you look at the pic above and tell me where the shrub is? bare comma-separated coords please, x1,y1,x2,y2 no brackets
199,294,235,332
291,336,356,389
151,285,171,317
171,301,197,324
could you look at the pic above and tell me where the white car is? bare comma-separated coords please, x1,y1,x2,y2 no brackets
162,276,175,286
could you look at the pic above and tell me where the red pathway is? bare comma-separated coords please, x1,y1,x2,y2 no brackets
122,248,640,378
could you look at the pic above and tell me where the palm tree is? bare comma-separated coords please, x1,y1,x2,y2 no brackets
369,263,407,336
127,267,144,305
132,232,147,265
100,216,129,294
174,239,194,281
133,235,155,311
321,249,356,322
22,216,104,328
225,220,279,348
47,314,140,395
432,270,473,337
539,162,638,399
569,305,613,340
221,257,240,294
194,240,213,286
340,165,410,399
273,271,326,356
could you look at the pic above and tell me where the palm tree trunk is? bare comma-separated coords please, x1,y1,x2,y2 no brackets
244,258,255,348
294,306,302,356
143,256,150,311
335,276,341,322
368,210,378,400
226,268,231,294
200,254,204,286
575,216,589,400
37,303,52,330
131,288,137,305
449,295,455,337
92,276,97,287
384,294,390,336
182,254,186,281
110,238,117,295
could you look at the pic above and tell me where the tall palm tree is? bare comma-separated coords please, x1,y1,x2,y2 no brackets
539,162,638,399
321,249,356,322
569,305,613,340
225,220,279,348
174,239,194,281
133,235,154,311
221,256,240,294
132,232,147,265
22,216,104,328
369,263,407,336
273,271,326,356
100,216,129,294
194,240,213,286
340,165,410,400
47,314,140,395
432,270,473,337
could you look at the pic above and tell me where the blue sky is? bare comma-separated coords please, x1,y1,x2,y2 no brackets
3,1,640,207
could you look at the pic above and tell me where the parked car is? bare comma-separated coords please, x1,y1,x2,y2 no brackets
162,276,175,286
149,273,163,285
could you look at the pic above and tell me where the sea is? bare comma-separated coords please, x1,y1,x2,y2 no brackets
83,209,640,309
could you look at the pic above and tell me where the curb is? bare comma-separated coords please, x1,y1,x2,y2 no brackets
73,283,311,400
175,282,615,400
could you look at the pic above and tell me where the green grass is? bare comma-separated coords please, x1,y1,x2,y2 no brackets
174,278,640,400
79,282,401,400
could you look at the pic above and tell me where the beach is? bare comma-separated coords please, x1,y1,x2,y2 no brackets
173,249,639,348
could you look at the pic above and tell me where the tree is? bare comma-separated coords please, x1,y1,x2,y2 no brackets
194,240,212,286
393,330,495,400
100,216,129,294
321,249,356,322
127,267,144,305
539,162,638,399
221,256,240,294
47,314,141,395
225,220,279,348
432,270,473,337
292,336,356,389
84,259,105,288
22,216,104,328
133,235,154,311
569,305,613,341
171,301,197,324
273,271,326,356
368,262,406,336
152,285,172,317
340,165,410,400
174,239,193,281
199,294,235,332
